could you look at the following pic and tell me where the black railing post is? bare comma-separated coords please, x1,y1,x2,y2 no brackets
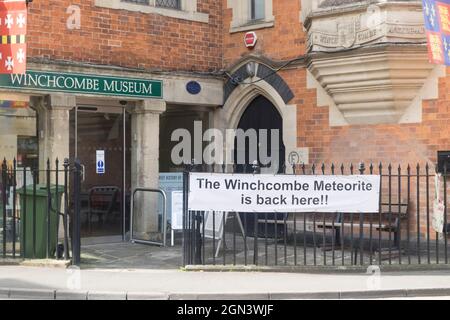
398,164,402,265
46,159,51,259
182,168,190,266
12,158,17,258
388,163,392,265
253,161,260,265
22,166,27,258
195,211,202,265
63,159,70,261
1,159,7,258
444,163,448,264
32,166,37,259
72,159,82,266
426,163,430,265
417,164,421,265
359,162,365,265
378,163,383,265
190,161,202,265
407,164,411,264
55,158,60,259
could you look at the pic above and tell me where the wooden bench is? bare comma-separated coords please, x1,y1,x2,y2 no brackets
317,202,408,249
257,201,409,250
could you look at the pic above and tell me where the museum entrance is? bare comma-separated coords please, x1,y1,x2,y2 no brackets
70,105,131,241
234,95,285,174
234,95,286,237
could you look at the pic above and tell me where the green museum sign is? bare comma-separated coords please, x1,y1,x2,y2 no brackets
0,70,163,99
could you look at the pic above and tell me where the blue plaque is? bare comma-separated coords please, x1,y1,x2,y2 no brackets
186,81,201,95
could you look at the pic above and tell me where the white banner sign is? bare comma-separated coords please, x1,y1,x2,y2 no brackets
188,173,381,213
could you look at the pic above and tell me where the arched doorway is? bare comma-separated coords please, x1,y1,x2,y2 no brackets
234,95,286,174
233,95,286,238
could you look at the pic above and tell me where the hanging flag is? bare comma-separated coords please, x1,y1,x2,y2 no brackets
0,0,27,74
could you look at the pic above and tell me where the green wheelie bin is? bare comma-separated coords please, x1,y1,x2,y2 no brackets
18,184,64,259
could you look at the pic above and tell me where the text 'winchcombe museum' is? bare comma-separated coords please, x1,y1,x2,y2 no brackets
0,0,449,269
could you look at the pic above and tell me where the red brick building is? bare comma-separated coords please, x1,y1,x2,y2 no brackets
0,0,448,241
222,0,449,167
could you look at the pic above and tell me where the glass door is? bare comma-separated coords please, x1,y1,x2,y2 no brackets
70,106,131,239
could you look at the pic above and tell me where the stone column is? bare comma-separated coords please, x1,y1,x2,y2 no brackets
131,99,166,241
34,94,75,181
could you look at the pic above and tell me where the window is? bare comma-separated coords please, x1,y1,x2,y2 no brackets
122,0,181,10
250,0,265,21
156,0,181,10
96,0,208,23
122,0,150,4
228,0,274,33
0,97,38,169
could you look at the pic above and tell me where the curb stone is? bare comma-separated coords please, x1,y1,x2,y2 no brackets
339,289,407,300
0,288,9,299
406,288,450,297
127,292,169,300
1,287,450,300
169,293,199,300
9,288,55,300
184,264,450,274
270,292,340,300
0,259,70,268
197,293,270,300
21,260,71,269
55,290,88,300
87,291,127,300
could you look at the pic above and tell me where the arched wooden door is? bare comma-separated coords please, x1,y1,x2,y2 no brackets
234,95,285,174
233,95,286,238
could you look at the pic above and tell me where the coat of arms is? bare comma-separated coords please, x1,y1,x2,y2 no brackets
338,17,358,48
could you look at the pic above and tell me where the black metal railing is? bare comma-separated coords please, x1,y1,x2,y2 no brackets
0,158,80,264
183,163,449,267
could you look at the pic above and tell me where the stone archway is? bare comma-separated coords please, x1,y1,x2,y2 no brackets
234,95,286,174
214,74,299,173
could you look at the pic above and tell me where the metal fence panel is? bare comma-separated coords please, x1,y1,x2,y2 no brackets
183,163,449,267
0,158,74,263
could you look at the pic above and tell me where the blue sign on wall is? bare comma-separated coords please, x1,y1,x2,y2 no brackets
186,81,201,95
96,150,105,175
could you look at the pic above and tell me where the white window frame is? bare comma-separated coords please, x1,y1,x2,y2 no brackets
228,0,274,33
95,0,209,23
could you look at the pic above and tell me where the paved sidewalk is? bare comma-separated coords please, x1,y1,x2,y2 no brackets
1,266,450,299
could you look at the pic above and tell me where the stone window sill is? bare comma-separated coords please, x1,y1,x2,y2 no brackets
229,20,274,34
95,0,209,23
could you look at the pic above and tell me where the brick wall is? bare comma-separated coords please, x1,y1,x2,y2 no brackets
222,1,450,166
222,0,450,240
223,0,307,67
282,67,450,166
27,0,223,73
